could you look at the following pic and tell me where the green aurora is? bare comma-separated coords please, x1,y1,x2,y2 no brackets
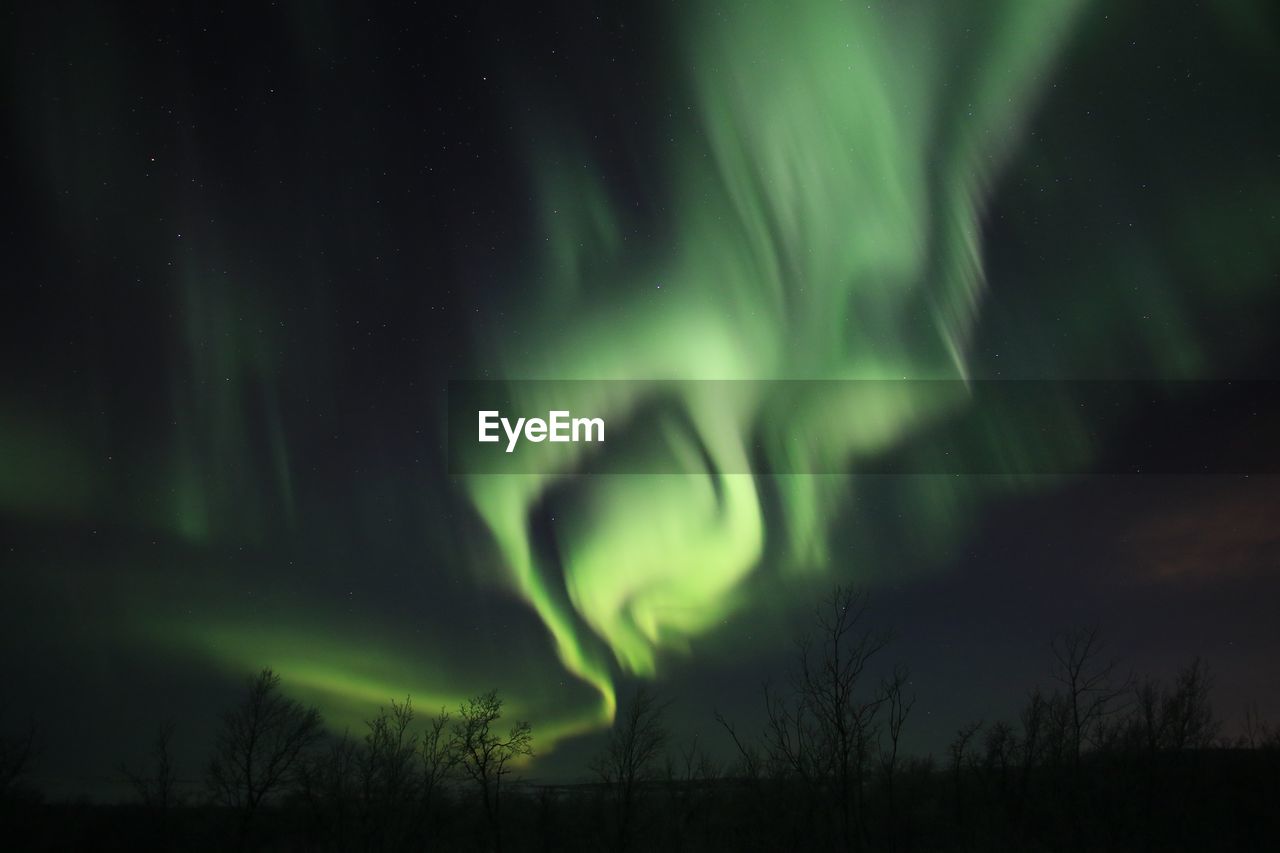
5,0,1280,757
462,0,1089,733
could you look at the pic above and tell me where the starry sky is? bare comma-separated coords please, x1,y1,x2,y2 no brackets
2,0,1279,797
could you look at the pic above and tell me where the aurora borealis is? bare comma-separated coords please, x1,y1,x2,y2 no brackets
3,0,1280,798
459,0,1088,724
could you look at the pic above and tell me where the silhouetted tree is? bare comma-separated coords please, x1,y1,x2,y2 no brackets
662,733,720,850
981,721,1017,788
1162,657,1217,751
714,710,762,781
298,730,360,850
123,721,181,812
420,705,457,829
123,720,182,848
949,720,982,843
713,586,897,852
767,586,888,852
206,667,324,848
1128,674,1166,755
877,664,915,851
1049,626,1128,772
1242,700,1278,750
591,685,669,851
1017,687,1046,772
358,696,421,848
980,719,1018,838
450,689,532,852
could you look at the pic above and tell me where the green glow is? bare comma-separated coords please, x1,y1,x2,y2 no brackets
154,607,610,752
168,265,295,543
463,0,1090,723
9,0,1279,761
0,403,95,519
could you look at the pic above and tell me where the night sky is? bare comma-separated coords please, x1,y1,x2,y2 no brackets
3,1,1279,799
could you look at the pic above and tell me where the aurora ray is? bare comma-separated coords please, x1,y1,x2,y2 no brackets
461,0,1090,724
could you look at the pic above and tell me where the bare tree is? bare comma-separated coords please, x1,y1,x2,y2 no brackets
714,710,762,781
1161,657,1217,751
363,697,418,796
981,721,1017,793
298,730,360,850
359,696,421,848
420,706,457,823
1242,701,1276,750
123,721,182,811
1129,675,1165,755
1049,626,1129,771
878,666,915,785
876,665,915,853
948,720,983,835
661,733,721,850
590,685,670,851
206,667,324,848
450,689,533,852
759,586,890,853
1017,688,1046,774
675,734,720,784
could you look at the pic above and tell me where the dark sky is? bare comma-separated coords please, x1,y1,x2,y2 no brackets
2,0,1279,799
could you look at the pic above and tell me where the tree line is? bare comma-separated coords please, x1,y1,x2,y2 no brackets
1,587,1277,851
